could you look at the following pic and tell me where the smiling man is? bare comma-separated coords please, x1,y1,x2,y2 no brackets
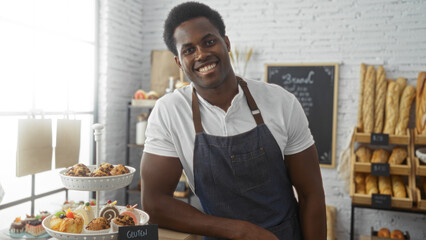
140,2,326,240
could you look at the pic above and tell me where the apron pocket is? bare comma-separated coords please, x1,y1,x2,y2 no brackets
267,215,302,240
231,147,270,192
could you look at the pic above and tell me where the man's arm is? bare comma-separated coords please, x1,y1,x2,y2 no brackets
285,144,327,240
140,152,278,240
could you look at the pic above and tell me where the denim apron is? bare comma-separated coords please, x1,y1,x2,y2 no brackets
192,78,302,240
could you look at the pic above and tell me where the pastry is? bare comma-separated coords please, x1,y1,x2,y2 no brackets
357,63,366,131
388,147,407,165
378,176,392,195
74,202,95,226
390,229,404,239
99,163,114,174
366,174,378,195
65,163,91,177
91,168,111,177
50,209,84,233
62,200,80,211
377,227,390,238
374,65,387,133
362,65,376,133
110,164,130,175
147,90,159,99
396,77,407,98
121,204,140,224
391,175,406,198
395,85,415,135
100,200,120,221
383,80,401,135
85,217,111,231
25,218,46,237
371,149,389,163
9,217,25,237
355,146,371,163
416,72,426,134
113,214,136,227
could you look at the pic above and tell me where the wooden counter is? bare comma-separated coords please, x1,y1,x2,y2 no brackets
159,228,202,240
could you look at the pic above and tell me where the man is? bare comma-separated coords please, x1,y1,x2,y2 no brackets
141,2,326,239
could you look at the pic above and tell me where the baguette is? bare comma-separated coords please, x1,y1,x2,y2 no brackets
362,66,376,133
416,72,426,134
388,147,408,165
395,85,416,135
391,175,406,198
355,146,372,163
383,80,401,134
374,66,387,133
357,63,367,131
396,77,407,98
371,149,389,163
366,174,378,195
378,176,392,195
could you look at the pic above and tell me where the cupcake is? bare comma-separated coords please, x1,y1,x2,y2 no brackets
111,214,135,232
74,202,95,226
110,164,130,175
99,163,114,174
9,217,25,237
99,200,119,221
65,163,91,176
85,217,111,234
121,204,140,224
90,168,111,177
25,218,46,237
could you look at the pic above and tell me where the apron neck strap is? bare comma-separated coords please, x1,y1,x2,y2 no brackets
192,77,265,134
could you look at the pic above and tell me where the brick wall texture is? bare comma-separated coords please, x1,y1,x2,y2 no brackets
99,0,426,239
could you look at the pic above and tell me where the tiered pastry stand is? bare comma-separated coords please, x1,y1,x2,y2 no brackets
42,123,149,240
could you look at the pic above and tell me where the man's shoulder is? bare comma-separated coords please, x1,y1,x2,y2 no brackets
244,78,295,101
156,85,192,108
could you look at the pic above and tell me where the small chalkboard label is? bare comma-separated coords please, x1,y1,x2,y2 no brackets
372,194,391,209
118,224,158,240
371,163,390,176
370,133,389,145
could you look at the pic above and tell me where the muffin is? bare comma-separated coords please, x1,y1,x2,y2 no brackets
99,163,114,174
121,204,140,224
9,217,25,237
111,214,135,232
65,163,91,177
110,164,130,176
85,217,110,233
90,168,111,177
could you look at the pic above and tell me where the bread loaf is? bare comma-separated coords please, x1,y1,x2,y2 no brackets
395,85,416,135
357,63,367,131
374,66,387,133
391,175,406,198
396,77,407,98
416,72,426,134
371,149,389,163
390,229,404,239
362,66,376,133
388,147,408,165
366,174,378,195
355,173,366,194
378,176,392,195
383,81,401,134
377,228,390,238
355,146,372,163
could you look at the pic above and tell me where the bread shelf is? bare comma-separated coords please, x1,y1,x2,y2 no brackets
413,157,426,176
354,127,410,145
414,131,426,145
415,188,426,210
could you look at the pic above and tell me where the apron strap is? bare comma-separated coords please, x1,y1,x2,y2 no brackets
191,77,264,134
236,77,264,125
192,90,204,134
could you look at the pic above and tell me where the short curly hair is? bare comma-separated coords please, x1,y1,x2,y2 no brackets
163,1,226,56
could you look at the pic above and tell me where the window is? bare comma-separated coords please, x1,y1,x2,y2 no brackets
0,0,96,227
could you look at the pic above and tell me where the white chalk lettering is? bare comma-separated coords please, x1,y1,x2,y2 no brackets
282,71,315,85
126,229,148,238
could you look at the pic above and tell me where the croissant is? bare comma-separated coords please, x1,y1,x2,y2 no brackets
366,174,378,195
355,146,372,163
379,176,392,195
395,85,416,135
371,149,389,163
388,147,407,165
391,175,406,198
362,66,376,133
374,66,387,133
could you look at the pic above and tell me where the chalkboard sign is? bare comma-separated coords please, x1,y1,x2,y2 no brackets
265,63,339,168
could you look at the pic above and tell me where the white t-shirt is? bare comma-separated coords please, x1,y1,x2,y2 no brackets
144,78,314,191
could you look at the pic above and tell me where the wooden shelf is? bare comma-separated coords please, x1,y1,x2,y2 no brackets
354,127,410,145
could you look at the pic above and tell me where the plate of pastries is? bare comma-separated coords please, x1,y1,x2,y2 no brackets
60,163,136,191
42,201,149,240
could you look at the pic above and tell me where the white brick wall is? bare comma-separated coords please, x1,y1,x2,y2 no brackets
100,0,426,239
